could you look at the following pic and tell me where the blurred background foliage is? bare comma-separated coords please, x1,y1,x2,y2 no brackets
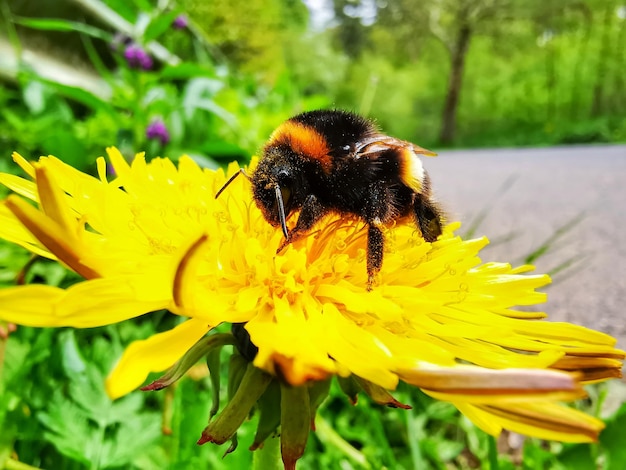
1,0,626,469
0,0,624,174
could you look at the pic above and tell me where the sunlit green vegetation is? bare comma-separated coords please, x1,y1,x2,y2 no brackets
1,0,625,468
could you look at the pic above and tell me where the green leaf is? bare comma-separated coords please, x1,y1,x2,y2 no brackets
105,393,145,425
2,335,33,384
425,400,458,421
183,78,236,126
99,0,136,22
132,0,153,12
34,333,163,468
600,402,626,470
1,109,25,131
522,440,558,468
27,78,113,114
14,17,112,41
421,437,464,463
39,398,93,465
143,10,181,43
22,81,46,114
404,411,428,469
557,444,596,470
59,330,87,374
39,129,88,170
29,261,71,287
81,33,115,83
101,413,161,468
4,329,54,384
183,77,223,99
200,140,249,160
160,63,216,80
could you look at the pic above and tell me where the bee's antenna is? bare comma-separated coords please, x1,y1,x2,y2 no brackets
274,184,289,239
215,169,250,199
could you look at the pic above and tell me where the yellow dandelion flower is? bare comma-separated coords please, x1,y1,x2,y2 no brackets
0,148,624,464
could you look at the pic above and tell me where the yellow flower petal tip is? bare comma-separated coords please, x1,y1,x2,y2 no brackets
106,318,211,399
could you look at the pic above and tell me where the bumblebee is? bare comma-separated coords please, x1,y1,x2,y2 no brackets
217,109,444,289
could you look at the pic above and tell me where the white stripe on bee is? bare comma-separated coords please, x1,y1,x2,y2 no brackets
401,148,425,193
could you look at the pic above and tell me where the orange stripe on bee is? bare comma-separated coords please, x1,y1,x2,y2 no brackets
268,121,332,171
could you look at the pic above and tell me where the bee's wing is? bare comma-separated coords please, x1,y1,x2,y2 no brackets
410,142,437,157
354,136,437,158
354,136,436,192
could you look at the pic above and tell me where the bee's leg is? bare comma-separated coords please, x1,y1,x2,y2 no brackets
366,221,384,290
364,182,392,290
413,193,443,242
276,194,327,253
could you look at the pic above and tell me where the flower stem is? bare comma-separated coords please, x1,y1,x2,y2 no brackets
252,435,282,470
0,331,7,389
487,435,499,470
315,416,369,468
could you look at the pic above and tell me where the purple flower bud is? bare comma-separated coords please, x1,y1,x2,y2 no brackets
123,44,140,64
138,51,154,70
146,120,170,145
173,14,188,30
124,44,153,70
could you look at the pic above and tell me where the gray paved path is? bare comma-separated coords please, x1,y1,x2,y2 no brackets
424,145,626,348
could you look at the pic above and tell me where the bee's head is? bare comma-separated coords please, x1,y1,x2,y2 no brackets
252,147,305,238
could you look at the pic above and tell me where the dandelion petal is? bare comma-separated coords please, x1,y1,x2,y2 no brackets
106,318,211,399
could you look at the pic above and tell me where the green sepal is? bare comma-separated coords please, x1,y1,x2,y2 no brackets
308,379,331,430
206,347,222,420
337,375,360,405
223,433,238,458
250,379,281,450
354,377,411,409
141,333,234,392
198,363,272,445
227,352,249,399
280,384,311,470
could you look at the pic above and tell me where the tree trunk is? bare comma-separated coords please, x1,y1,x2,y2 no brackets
569,5,592,120
591,2,615,117
610,5,625,114
545,39,558,125
439,22,472,145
